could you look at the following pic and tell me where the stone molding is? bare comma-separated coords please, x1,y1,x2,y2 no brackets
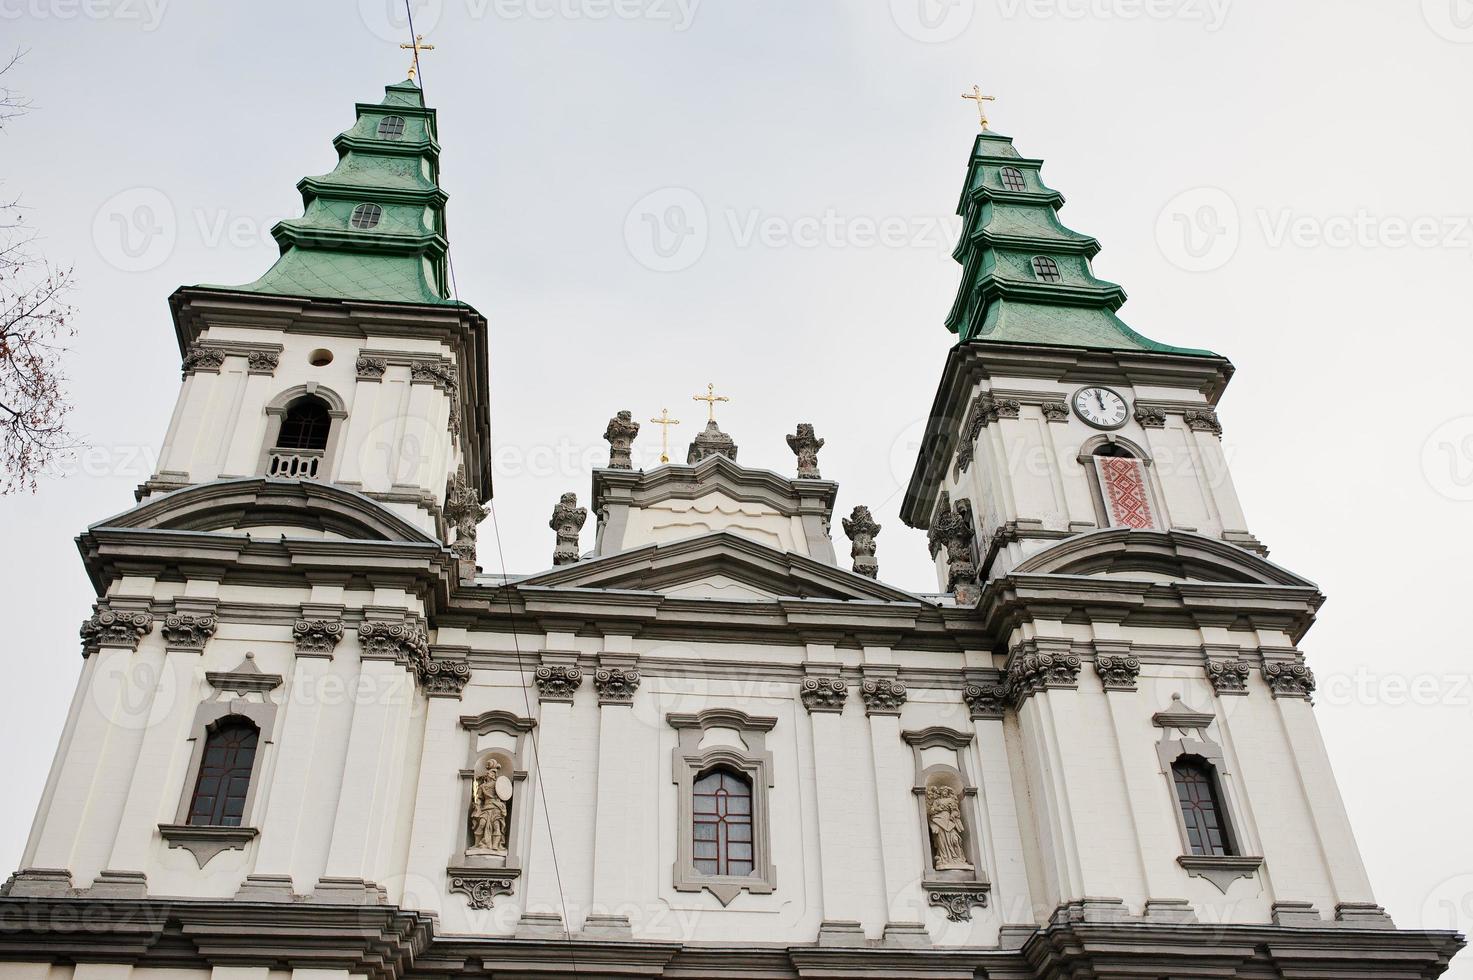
534,664,584,703
419,658,471,698
860,677,908,716
594,666,641,706
356,355,388,379
1041,400,1070,423
161,613,218,652
963,680,1009,720
1206,657,1252,696
1094,654,1141,692
1133,403,1168,428
293,619,345,658
1184,408,1224,435
1263,659,1316,699
1177,854,1264,893
158,824,259,868
926,882,991,923
79,606,154,655
182,340,282,378
204,653,283,695
447,866,521,910
800,675,848,714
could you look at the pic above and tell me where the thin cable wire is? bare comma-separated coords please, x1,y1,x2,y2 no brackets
404,4,581,966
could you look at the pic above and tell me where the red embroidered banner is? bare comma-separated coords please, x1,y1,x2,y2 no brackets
1094,457,1158,530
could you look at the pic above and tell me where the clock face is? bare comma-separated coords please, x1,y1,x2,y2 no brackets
1073,386,1129,430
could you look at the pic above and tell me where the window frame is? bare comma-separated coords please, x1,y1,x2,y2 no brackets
1077,435,1161,532
999,166,1027,192
350,203,384,230
376,115,407,140
1031,255,1063,282
257,384,349,482
185,716,260,827
1171,754,1235,857
692,766,756,877
668,708,778,906
274,395,333,452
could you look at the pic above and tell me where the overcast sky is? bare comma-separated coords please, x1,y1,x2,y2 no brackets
2,0,1470,960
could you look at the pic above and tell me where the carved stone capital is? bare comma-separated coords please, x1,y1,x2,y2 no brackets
293,619,345,658
1184,408,1223,435
926,883,990,923
162,613,218,652
1207,657,1252,696
420,658,471,698
800,676,848,714
860,678,907,717
356,355,388,380
357,621,430,665
247,350,280,374
602,410,640,470
957,393,1018,472
1094,654,1141,692
786,423,825,480
409,357,458,391
1262,659,1316,699
1134,403,1168,428
594,666,641,706
79,607,154,655
1007,645,1083,702
963,681,1009,720
181,343,227,376
534,665,584,703
447,866,521,910
1042,400,1070,423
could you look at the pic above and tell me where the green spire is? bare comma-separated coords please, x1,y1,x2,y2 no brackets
945,131,1212,356
221,79,456,306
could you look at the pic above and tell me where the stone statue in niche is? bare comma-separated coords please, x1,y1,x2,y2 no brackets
925,784,974,872
468,758,512,856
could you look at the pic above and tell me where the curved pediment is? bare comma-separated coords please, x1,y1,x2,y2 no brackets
1014,529,1314,588
95,478,439,544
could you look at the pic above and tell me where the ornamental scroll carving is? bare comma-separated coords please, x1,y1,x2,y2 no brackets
79,607,154,655
357,621,430,666
963,681,1009,720
1008,648,1083,701
1094,654,1142,692
550,492,587,566
293,619,344,657
928,495,978,598
603,411,640,470
1184,408,1223,435
860,677,907,716
162,614,218,652
956,393,1017,472
800,676,848,714
534,665,584,703
1207,658,1252,695
1262,660,1316,699
841,505,881,580
786,423,825,480
443,471,487,565
594,667,641,705
420,658,471,697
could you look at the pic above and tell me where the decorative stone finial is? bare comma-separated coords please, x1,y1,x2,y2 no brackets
786,423,825,480
443,470,487,571
687,421,738,465
841,506,881,579
603,411,640,470
550,492,588,566
928,496,979,602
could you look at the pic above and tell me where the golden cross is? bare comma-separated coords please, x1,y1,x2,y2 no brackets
962,84,997,131
649,409,682,464
692,383,730,424
401,34,435,81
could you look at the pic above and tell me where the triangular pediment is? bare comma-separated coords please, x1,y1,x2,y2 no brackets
519,531,924,604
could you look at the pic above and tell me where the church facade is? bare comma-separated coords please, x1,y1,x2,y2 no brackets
0,78,1462,979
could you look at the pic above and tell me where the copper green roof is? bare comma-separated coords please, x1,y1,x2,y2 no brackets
946,131,1213,356
215,79,457,306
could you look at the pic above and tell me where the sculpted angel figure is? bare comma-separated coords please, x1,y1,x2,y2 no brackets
926,784,973,871
469,759,510,855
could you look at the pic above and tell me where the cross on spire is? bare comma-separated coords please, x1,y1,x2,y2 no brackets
649,409,682,464
401,34,435,81
962,84,997,131
693,383,730,424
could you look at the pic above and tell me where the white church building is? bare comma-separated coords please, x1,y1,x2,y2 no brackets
0,76,1462,978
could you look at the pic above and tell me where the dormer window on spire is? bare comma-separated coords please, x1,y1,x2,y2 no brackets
350,203,383,229
1031,256,1062,282
377,115,407,140
1000,166,1026,191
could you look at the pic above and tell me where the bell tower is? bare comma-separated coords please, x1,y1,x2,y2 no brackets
143,78,491,545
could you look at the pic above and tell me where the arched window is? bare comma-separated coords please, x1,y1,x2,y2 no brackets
692,767,754,877
187,717,259,827
1172,756,1233,856
275,396,331,452
1031,255,1063,282
999,166,1026,191
376,115,406,140
350,203,383,229
1084,439,1160,531
1092,442,1136,459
